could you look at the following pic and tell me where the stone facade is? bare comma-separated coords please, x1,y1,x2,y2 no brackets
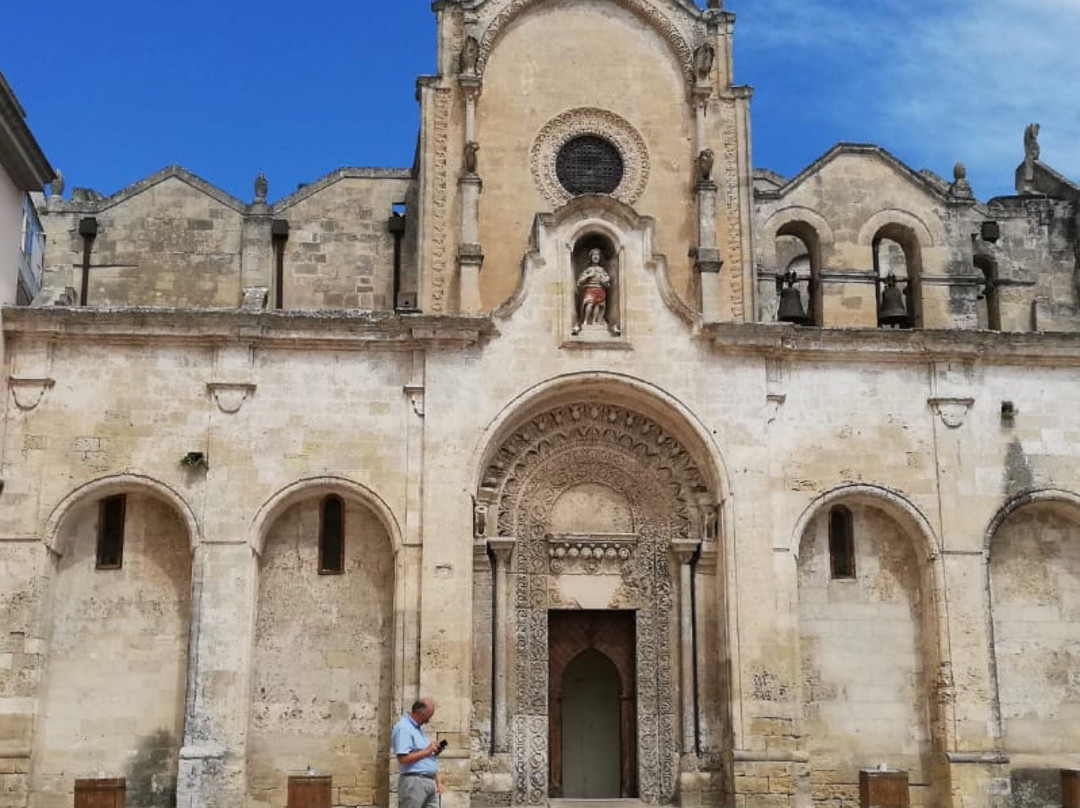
3,2,1080,808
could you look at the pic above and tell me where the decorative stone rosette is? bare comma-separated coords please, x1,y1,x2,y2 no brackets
531,108,650,208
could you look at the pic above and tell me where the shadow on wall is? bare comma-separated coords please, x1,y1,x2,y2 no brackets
127,729,178,808
1004,440,1035,496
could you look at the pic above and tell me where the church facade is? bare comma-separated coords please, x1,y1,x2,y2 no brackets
2,2,1080,808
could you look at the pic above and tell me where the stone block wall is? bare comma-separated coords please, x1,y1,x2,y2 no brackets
277,175,410,312
990,506,1080,759
798,505,931,807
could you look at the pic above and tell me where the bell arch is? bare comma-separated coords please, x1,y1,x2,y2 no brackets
473,377,728,805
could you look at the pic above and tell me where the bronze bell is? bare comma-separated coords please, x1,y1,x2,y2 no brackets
878,273,910,327
777,270,809,325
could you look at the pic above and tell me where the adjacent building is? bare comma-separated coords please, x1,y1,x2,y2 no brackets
1,3,1079,808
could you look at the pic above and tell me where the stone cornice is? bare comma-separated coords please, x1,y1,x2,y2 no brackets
699,322,1080,367
8,307,1080,367
2,307,496,351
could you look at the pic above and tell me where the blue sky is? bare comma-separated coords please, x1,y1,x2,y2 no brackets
3,0,1077,202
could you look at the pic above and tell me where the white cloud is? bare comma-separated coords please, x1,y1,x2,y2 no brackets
737,0,1080,197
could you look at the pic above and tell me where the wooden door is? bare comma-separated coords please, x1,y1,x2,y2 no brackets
548,610,636,798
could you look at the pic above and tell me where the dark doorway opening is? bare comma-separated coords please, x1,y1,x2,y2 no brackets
549,610,637,798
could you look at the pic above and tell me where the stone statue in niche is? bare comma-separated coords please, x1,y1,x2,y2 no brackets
694,44,715,82
460,36,480,75
697,149,715,183
464,141,479,174
572,247,619,335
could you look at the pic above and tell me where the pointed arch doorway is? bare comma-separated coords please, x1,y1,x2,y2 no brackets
550,610,637,799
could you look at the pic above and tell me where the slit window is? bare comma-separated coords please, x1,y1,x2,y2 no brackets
96,495,126,569
828,506,855,579
319,495,345,574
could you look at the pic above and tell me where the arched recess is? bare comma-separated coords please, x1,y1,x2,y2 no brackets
35,475,197,808
472,0,696,84
471,375,729,806
973,254,1002,331
246,477,402,808
45,472,201,556
791,484,949,806
984,489,1080,759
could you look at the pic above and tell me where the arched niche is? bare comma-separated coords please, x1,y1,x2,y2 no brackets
985,491,1080,758
246,480,398,808
34,481,194,808
570,231,622,337
791,485,950,807
472,383,728,806
794,499,946,803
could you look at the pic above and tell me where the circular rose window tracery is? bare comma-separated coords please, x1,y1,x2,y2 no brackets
556,135,625,196
531,108,650,208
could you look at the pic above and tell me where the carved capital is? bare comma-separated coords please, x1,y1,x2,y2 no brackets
670,539,701,565
9,377,55,411
488,537,516,565
928,397,975,429
206,382,255,414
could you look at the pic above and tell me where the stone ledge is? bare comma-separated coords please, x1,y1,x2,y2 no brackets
700,321,1080,367
2,306,496,351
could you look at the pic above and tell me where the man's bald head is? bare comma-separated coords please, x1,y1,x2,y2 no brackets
410,698,435,724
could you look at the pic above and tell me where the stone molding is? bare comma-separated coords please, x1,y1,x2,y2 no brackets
530,108,650,208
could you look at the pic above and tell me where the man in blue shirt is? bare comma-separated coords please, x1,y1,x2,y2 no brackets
393,698,443,808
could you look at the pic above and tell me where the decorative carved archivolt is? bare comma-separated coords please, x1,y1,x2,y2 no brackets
480,402,712,805
472,0,697,83
531,108,650,209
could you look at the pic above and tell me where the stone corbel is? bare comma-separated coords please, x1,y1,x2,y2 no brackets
9,377,55,411
206,382,256,414
404,383,425,417
928,397,975,429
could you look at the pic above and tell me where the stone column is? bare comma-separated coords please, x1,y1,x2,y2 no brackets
488,537,516,753
176,542,259,808
457,78,484,315
672,539,701,757
458,174,483,314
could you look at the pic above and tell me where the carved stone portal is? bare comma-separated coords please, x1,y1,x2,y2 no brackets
478,402,715,805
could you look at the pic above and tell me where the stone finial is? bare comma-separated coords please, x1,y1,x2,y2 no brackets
697,149,715,183
464,141,479,174
693,44,715,81
254,173,268,204
1024,123,1040,164
50,169,64,198
949,161,973,199
460,35,480,75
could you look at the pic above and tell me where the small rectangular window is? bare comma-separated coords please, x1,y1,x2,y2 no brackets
96,495,126,569
319,495,345,574
829,506,856,579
